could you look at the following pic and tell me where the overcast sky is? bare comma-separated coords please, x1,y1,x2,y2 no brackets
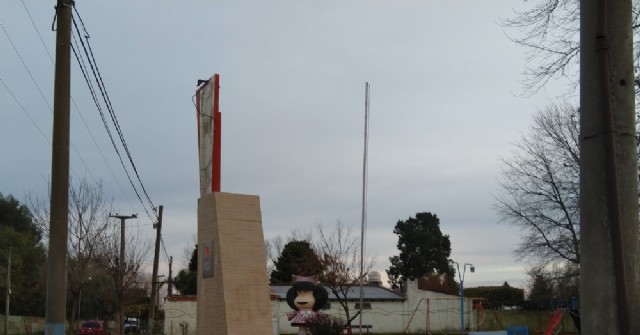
1,1,574,289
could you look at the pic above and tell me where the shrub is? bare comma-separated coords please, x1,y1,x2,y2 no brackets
305,313,345,335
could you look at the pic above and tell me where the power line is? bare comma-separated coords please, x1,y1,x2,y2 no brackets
160,235,171,264
11,2,138,215
7,2,159,226
0,22,53,111
70,6,158,222
1,20,99,187
72,7,157,215
19,0,54,61
106,220,155,230
0,77,50,143
70,32,155,223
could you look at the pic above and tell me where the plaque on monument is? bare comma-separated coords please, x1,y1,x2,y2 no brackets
201,240,214,278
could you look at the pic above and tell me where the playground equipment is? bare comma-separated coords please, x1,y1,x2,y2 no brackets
542,308,564,335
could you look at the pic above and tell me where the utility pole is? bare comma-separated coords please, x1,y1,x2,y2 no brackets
168,256,173,297
580,1,640,334
46,1,73,335
109,213,137,335
149,205,163,335
155,275,165,311
4,250,10,335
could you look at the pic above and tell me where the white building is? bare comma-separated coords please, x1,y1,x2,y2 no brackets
164,295,197,335
164,280,474,335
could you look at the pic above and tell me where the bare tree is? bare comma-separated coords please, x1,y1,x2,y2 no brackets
502,0,640,94
28,177,112,332
28,177,151,332
265,235,284,276
96,220,152,335
180,235,197,268
525,261,579,308
314,221,375,325
495,102,581,264
68,179,112,331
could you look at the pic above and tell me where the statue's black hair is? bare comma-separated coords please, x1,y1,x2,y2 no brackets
285,281,329,311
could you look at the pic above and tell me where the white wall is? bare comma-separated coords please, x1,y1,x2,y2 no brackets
163,281,474,334
403,280,474,333
164,297,197,335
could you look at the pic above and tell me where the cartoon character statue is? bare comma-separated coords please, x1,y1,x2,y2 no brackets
286,275,329,335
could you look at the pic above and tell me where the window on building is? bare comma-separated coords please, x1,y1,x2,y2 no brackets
354,302,371,310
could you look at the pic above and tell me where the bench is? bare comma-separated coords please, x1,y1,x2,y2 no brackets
342,324,373,334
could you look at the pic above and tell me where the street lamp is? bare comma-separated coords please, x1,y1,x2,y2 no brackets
78,277,92,322
449,259,475,335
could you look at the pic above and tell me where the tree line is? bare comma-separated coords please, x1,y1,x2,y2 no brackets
172,212,561,315
0,177,152,333
1,180,574,332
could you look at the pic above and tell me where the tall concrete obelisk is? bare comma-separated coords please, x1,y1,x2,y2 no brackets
195,74,273,335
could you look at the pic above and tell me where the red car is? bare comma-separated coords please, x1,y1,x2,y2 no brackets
78,320,107,335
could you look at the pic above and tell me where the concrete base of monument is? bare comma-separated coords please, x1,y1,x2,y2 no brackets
196,192,273,335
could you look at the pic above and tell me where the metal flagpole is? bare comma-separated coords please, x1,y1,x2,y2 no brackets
358,82,370,334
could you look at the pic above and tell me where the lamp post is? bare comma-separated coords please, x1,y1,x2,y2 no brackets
449,259,475,335
78,277,91,322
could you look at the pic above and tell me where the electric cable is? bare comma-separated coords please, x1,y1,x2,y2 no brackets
2,20,102,186
70,26,155,223
1,22,53,111
19,0,54,61
15,1,138,214
72,6,157,219
160,235,171,263
0,77,50,143
70,14,157,223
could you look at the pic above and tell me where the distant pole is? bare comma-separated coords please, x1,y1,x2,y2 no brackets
460,277,464,334
580,0,639,334
78,288,82,322
110,213,137,335
358,82,370,334
46,1,73,335
4,250,10,335
449,260,474,335
149,205,163,335
461,277,467,334
168,256,173,296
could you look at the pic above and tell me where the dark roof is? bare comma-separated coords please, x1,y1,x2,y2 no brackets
270,284,404,301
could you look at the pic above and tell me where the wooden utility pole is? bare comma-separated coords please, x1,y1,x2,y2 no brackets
46,1,73,335
149,205,163,335
580,0,640,334
168,256,173,296
110,213,138,335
